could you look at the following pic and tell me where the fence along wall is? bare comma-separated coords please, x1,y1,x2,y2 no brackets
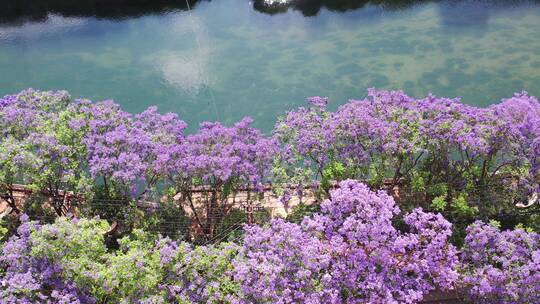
0,183,319,245
2,179,531,229
0,183,319,218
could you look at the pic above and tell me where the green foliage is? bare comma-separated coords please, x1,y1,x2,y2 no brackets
101,229,165,303
17,216,242,303
0,219,8,243
451,194,478,218
430,195,447,211
514,222,535,233
30,218,108,273
286,202,321,224
410,172,426,192
366,157,388,189
321,161,345,186
138,201,190,241
427,183,448,198
0,138,28,182
271,157,314,199
321,160,352,194
489,219,502,229
81,186,129,219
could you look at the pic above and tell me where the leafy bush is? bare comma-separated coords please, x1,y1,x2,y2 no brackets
0,215,95,303
0,89,91,216
0,216,240,303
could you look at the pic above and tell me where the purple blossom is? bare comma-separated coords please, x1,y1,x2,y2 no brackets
0,219,95,304
307,96,329,108
237,180,459,303
82,101,186,199
461,221,540,303
175,117,278,184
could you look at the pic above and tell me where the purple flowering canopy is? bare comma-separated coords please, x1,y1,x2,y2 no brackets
81,100,187,200
490,92,540,196
274,89,540,232
0,88,538,236
174,117,277,185
0,89,90,215
236,180,459,303
1,87,540,303
167,117,279,240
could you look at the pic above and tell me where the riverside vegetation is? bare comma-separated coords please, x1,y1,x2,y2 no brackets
1,88,539,303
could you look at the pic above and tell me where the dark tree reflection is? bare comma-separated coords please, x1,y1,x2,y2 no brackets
1,0,538,23
0,0,204,24
252,0,428,16
252,0,539,17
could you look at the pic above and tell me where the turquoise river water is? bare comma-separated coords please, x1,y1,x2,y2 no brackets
1,0,539,131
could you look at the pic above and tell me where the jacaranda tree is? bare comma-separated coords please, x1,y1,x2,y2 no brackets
273,89,540,237
0,90,91,216
169,117,279,241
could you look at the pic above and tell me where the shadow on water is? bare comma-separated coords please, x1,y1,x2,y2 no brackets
252,0,540,17
252,0,427,16
0,0,205,24
3,0,540,22
1,0,539,22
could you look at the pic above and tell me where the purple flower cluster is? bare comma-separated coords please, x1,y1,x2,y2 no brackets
235,219,336,303
274,96,333,173
175,117,278,185
158,239,240,303
81,101,187,199
236,180,459,303
0,89,70,135
169,117,279,239
490,92,540,195
0,89,88,215
0,216,94,304
461,221,540,303
275,89,540,232
279,88,539,176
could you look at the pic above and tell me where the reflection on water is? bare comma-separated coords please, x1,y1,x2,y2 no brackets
156,52,209,93
252,0,417,16
0,0,201,23
153,15,212,93
0,0,539,132
0,0,435,21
